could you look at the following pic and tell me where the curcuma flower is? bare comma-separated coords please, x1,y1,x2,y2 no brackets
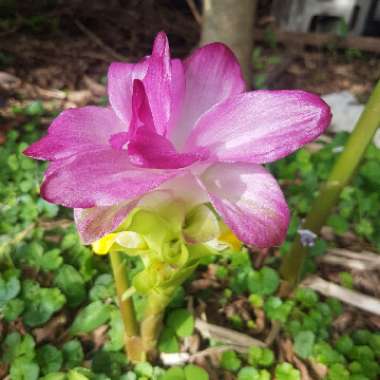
24,32,331,248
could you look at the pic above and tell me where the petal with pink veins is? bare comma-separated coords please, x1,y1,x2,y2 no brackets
107,60,149,125
128,128,207,169
41,149,180,208
142,32,176,136
74,200,138,244
186,90,331,164
24,107,126,161
199,162,290,248
170,43,245,148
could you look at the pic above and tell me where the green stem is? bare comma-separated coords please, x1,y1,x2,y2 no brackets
280,79,380,287
109,251,144,362
140,288,174,358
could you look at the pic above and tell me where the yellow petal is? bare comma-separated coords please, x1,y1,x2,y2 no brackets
92,233,118,255
218,223,242,251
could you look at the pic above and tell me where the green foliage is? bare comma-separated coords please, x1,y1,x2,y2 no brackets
1,110,379,380
275,363,301,380
247,267,279,295
166,308,194,338
158,327,179,353
294,331,315,358
69,301,112,335
55,264,86,307
22,280,66,327
159,365,208,380
264,297,294,323
37,345,63,375
220,350,242,372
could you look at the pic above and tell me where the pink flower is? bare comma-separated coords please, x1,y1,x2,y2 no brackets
24,32,331,247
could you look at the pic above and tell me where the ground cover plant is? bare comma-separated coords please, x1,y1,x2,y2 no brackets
1,89,380,380
1,4,380,380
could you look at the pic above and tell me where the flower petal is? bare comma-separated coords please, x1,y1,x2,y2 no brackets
186,90,332,163
170,43,245,148
142,31,174,136
128,128,206,169
41,149,180,208
199,162,290,248
74,200,137,244
24,107,125,161
107,60,149,124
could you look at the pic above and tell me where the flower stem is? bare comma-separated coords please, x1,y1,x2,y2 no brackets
140,288,174,359
280,79,380,287
109,251,144,362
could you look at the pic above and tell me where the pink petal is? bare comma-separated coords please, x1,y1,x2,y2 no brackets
24,107,125,161
199,162,290,248
40,149,179,208
128,127,207,169
74,173,207,244
107,60,149,125
127,79,205,169
170,43,245,148
74,200,137,244
186,90,331,163
142,32,174,136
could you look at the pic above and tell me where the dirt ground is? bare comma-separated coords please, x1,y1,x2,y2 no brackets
1,0,379,117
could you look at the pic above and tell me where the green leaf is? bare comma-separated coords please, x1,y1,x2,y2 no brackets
69,301,111,335
1,298,24,321
89,274,115,301
104,309,124,352
23,285,66,327
327,363,350,380
55,264,86,307
39,249,63,271
135,362,153,378
237,367,260,380
294,288,319,308
37,344,63,375
167,308,194,338
247,347,274,367
275,363,301,380
247,267,279,296
312,342,345,366
158,326,179,353
10,357,39,380
335,335,353,355
294,331,315,358
264,297,294,323
2,332,36,364
339,272,353,289
62,340,84,369
184,364,209,380
0,273,20,303
160,367,186,380
40,373,66,380
327,214,349,234
220,350,241,372
91,351,126,378
25,100,44,116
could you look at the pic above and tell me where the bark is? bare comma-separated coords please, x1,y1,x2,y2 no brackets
201,0,256,85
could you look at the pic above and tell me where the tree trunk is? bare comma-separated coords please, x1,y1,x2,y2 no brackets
201,0,256,86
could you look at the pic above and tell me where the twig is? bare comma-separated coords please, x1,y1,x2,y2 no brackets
186,0,202,25
302,276,380,316
74,20,127,61
320,248,380,271
195,318,266,350
265,321,281,346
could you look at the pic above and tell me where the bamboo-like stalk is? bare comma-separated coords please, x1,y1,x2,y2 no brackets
280,79,380,287
109,251,144,362
140,288,174,359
